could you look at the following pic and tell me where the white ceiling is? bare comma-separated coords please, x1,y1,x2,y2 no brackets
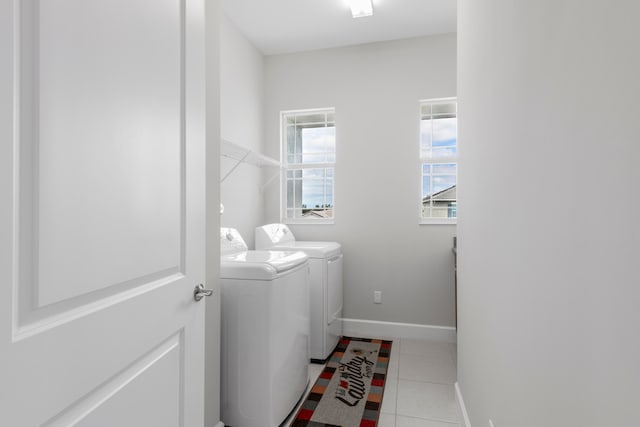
222,0,457,55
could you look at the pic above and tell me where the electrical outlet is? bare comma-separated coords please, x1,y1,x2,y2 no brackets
374,291,382,304
489,420,495,427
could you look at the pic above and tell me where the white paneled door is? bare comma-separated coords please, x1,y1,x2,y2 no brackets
0,0,207,426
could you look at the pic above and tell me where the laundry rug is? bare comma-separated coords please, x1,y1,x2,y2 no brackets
291,336,393,427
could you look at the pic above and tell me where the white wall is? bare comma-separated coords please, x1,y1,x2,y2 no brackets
264,35,458,327
457,1,640,426
220,15,265,248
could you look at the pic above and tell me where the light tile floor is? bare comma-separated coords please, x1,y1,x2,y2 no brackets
283,337,459,427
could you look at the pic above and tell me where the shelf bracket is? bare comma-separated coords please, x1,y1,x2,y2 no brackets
220,150,251,183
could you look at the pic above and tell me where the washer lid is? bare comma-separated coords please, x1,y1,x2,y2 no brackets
220,250,308,280
255,223,296,249
270,241,342,259
220,227,248,255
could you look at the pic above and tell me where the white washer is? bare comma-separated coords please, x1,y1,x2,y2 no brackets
220,227,310,427
255,223,343,361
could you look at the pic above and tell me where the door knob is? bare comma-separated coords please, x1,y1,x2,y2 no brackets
193,284,213,301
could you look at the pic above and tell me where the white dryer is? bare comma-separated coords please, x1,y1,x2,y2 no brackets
255,223,343,361
220,227,310,427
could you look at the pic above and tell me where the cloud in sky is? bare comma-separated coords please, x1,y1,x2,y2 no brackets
296,127,335,207
421,117,457,155
302,126,335,155
288,168,334,208
432,118,457,144
302,178,333,207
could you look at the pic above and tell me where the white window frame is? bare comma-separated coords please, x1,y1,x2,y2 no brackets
280,107,336,225
419,97,458,225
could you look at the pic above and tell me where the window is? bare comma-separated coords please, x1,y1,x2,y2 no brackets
282,108,335,223
420,99,457,223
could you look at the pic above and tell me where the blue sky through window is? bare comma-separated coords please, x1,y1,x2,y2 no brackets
420,101,457,213
284,110,335,214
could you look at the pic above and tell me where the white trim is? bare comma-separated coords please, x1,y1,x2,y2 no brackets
342,318,456,343
418,96,457,104
419,218,457,225
280,106,335,116
284,218,335,225
418,97,458,225
455,382,472,427
280,108,336,224
214,422,225,427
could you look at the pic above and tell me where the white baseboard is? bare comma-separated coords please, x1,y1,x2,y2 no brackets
214,422,224,427
342,318,457,343
455,382,472,427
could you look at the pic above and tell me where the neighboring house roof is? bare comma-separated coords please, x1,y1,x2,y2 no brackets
422,185,456,204
302,208,334,218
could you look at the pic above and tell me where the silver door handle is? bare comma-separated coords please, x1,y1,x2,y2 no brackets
194,284,213,301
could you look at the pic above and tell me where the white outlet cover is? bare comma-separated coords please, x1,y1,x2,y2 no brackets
374,291,382,303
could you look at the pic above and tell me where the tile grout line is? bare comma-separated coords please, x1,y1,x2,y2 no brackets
395,337,460,426
397,413,461,425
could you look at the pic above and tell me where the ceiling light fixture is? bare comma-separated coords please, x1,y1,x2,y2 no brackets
348,0,373,18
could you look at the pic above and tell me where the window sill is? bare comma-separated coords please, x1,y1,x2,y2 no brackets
283,219,335,225
419,218,457,225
